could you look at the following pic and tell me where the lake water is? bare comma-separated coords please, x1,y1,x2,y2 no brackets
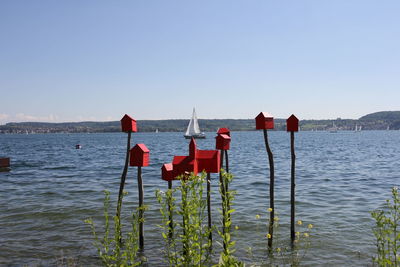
1,131,399,266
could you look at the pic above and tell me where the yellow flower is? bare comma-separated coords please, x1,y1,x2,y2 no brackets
295,231,300,237
267,233,271,239
255,214,261,219
297,220,302,225
274,216,279,221
268,208,273,212
276,247,281,253
235,225,239,230
304,233,309,238
308,224,313,229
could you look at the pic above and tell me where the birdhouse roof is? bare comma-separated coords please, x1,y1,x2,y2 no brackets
217,128,230,135
134,143,149,153
162,163,173,171
121,114,136,122
256,112,273,119
216,134,230,140
173,156,187,165
287,114,299,122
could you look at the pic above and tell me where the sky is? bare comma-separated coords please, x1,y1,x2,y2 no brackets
0,1,399,124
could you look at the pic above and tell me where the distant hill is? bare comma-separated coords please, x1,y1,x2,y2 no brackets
359,111,400,121
1,111,399,133
359,111,400,130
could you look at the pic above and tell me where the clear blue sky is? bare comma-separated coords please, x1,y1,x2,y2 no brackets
1,1,399,124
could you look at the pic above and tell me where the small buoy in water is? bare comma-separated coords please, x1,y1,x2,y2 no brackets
75,144,81,149
0,157,10,172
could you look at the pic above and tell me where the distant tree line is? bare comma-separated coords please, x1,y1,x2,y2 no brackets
0,111,399,134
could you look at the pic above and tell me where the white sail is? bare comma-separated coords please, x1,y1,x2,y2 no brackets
185,108,201,136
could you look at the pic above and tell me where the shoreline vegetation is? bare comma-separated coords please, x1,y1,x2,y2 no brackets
1,111,400,134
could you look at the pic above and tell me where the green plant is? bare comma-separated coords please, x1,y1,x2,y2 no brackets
250,209,313,267
156,173,212,266
274,220,313,267
156,184,178,266
371,187,400,266
85,190,145,267
215,171,244,267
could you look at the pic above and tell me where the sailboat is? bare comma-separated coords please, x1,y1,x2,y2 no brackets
328,122,338,133
184,108,206,139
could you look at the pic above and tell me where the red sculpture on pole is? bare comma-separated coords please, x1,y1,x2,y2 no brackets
129,143,150,250
255,112,275,249
116,114,137,242
215,127,232,251
287,114,299,246
161,137,221,244
121,114,137,132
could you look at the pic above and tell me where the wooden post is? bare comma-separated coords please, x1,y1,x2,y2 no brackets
290,131,296,245
219,150,227,251
286,114,299,246
207,172,212,243
168,180,173,239
116,131,131,230
263,129,275,249
225,150,229,174
182,183,188,256
137,166,144,250
224,150,230,214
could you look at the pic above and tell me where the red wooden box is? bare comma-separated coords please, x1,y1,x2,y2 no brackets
197,150,220,173
189,138,197,159
0,158,10,168
121,114,137,132
255,112,274,130
161,163,175,181
130,144,149,167
215,134,231,150
173,155,198,177
286,114,299,132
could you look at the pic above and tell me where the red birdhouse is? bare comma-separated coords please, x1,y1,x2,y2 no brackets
121,114,137,132
189,138,197,160
217,127,230,137
255,112,274,130
173,155,198,177
130,144,149,167
216,134,231,150
161,163,175,181
197,150,221,173
286,114,299,132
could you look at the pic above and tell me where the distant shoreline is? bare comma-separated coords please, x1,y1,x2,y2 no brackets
1,111,399,134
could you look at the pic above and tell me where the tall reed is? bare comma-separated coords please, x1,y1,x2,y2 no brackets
85,190,145,266
156,173,212,266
